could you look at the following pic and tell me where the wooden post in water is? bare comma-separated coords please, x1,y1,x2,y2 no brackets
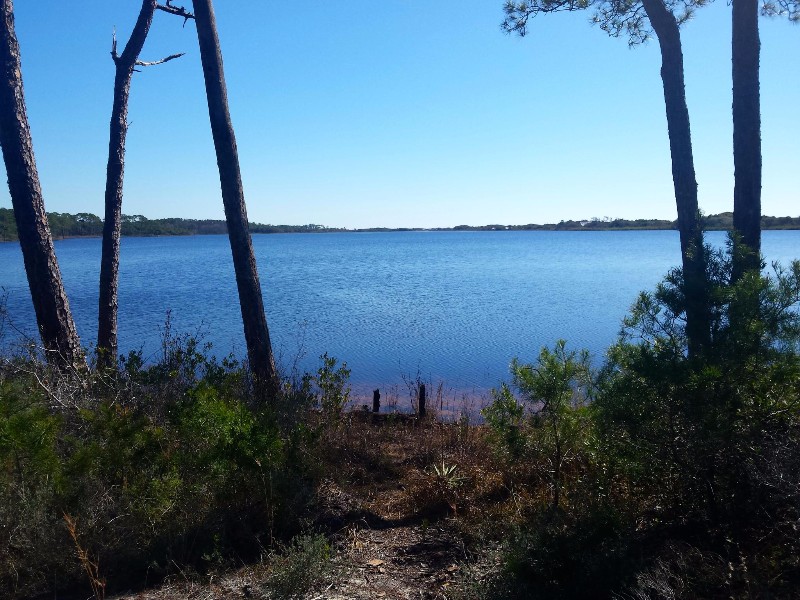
372,388,381,413
418,383,426,419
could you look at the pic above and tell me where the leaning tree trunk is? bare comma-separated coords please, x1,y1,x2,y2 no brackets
0,0,83,369
97,0,158,369
642,0,709,355
731,0,761,279
191,0,280,399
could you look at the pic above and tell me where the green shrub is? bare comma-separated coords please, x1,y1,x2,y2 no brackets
261,533,333,599
503,508,634,599
315,353,351,417
484,341,594,511
0,377,69,598
0,331,321,598
483,247,800,597
593,247,800,592
483,383,525,461
596,249,800,522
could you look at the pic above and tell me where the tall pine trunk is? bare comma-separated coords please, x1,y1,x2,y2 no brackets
642,0,709,354
0,0,83,369
97,0,158,369
731,0,761,279
191,0,280,399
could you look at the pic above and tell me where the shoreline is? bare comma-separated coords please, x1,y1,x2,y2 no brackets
2,208,800,243
2,224,800,244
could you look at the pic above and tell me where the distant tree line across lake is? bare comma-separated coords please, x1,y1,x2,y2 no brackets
0,207,798,242
0,208,332,241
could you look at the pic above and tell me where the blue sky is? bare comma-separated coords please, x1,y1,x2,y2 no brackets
0,1,797,229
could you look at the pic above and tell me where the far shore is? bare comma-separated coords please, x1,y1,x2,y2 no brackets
1,209,799,243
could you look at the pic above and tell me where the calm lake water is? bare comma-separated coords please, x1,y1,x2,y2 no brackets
1,231,798,401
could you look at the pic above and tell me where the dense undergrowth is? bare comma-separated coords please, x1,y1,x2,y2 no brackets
0,324,334,598
2,245,799,599
465,247,800,599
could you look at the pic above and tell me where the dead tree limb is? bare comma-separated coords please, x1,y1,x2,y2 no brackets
157,1,195,24
112,28,185,68
135,52,185,67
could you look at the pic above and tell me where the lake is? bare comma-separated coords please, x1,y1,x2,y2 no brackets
1,230,798,404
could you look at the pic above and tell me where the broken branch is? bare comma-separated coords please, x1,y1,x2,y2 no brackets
110,27,119,63
135,52,185,67
156,0,195,25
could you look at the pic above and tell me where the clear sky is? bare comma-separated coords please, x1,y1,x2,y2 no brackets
0,1,797,229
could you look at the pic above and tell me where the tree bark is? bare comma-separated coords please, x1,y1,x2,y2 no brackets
0,0,83,369
97,0,158,369
191,0,280,399
642,0,709,355
731,0,761,278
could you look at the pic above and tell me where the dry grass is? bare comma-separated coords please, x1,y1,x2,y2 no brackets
64,513,106,600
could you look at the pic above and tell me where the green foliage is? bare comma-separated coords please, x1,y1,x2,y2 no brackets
615,243,800,362
513,343,593,512
425,460,468,515
315,353,351,417
0,208,17,241
483,246,800,597
483,383,525,460
502,0,712,47
0,376,70,597
593,245,800,591
0,332,320,598
433,461,463,488
3,239,799,597
262,533,333,599
0,379,62,489
485,341,593,511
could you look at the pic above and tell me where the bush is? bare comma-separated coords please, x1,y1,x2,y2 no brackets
481,247,800,597
503,508,634,599
315,352,351,417
261,533,333,599
593,246,800,593
483,383,525,461
484,341,594,512
0,333,321,598
0,375,70,598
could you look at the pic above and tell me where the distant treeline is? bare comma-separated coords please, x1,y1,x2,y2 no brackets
446,212,800,232
0,208,336,241
0,208,798,242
